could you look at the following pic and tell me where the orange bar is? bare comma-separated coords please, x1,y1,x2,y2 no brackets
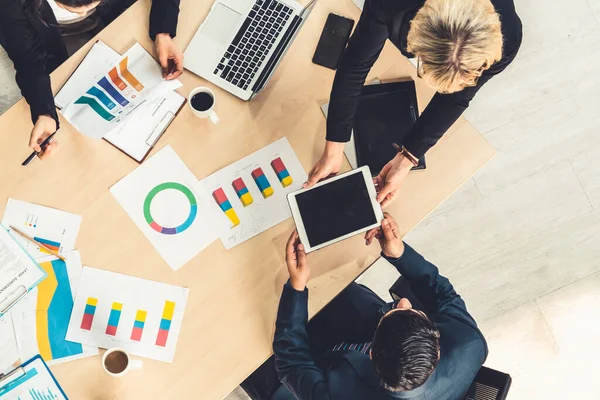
119,57,144,91
108,66,127,90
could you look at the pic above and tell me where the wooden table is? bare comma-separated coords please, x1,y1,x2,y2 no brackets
0,0,494,398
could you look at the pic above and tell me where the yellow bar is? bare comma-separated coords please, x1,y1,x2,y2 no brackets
112,302,123,311
262,187,274,198
119,57,144,91
162,301,176,320
87,297,98,306
224,208,240,227
36,261,57,361
136,310,147,322
240,192,253,207
281,176,293,187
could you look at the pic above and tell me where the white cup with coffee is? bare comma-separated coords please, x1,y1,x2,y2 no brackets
102,348,143,377
189,87,219,124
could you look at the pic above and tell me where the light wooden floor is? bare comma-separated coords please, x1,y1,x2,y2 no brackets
2,1,599,399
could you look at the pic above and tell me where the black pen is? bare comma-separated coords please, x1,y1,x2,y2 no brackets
21,132,57,166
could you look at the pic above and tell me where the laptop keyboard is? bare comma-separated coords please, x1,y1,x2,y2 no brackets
213,0,293,91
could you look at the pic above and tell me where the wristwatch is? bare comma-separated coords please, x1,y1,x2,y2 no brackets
392,143,419,167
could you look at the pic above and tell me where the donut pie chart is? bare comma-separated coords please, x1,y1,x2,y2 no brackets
143,182,197,235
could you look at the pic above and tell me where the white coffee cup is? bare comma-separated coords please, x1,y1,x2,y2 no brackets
189,87,219,124
102,348,143,377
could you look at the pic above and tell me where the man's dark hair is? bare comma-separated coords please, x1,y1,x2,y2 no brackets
371,310,441,392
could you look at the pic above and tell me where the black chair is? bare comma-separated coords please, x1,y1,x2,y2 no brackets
389,276,512,400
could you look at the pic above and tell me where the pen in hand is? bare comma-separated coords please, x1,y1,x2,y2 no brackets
22,132,57,166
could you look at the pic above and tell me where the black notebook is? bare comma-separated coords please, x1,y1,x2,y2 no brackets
353,80,426,175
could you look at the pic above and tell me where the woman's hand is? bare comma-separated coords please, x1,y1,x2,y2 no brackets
285,230,310,291
154,33,184,80
303,141,345,188
364,213,405,259
374,153,415,207
30,115,59,160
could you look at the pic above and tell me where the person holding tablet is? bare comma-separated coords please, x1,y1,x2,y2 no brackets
0,0,184,160
241,213,487,399
305,0,522,207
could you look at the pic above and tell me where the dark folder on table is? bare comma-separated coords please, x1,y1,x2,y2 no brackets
354,80,426,175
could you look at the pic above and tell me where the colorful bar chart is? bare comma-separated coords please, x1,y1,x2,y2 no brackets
105,302,123,336
33,237,60,253
156,300,175,347
213,188,240,227
86,86,116,110
271,157,293,187
119,57,144,91
251,168,274,198
98,76,129,106
74,96,115,121
232,177,254,207
130,310,147,341
80,297,97,330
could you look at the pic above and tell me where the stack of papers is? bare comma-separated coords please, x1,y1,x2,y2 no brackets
0,199,98,368
57,42,185,162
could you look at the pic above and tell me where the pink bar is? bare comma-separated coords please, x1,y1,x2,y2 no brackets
81,313,94,330
106,325,118,336
156,329,169,347
131,327,143,341
271,158,285,173
212,188,228,204
232,177,246,192
251,168,264,179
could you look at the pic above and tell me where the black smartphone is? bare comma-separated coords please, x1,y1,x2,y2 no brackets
312,13,354,70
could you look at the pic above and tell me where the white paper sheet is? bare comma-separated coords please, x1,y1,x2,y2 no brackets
110,145,228,270
10,252,98,365
0,313,19,374
1,199,82,259
103,89,185,162
61,43,174,139
199,137,308,249
65,266,188,363
0,227,47,317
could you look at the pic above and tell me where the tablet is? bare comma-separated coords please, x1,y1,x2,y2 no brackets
287,166,384,252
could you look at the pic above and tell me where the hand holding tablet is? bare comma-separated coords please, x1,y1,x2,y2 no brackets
287,166,384,252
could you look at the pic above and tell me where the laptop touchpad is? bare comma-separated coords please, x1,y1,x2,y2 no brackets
202,4,242,45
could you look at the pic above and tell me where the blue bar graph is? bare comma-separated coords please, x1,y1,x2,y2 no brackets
29,387,58,399
86,86,116,110
98,76,129,106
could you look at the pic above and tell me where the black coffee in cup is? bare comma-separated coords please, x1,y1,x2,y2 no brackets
104,350,129,374
190,92,215,112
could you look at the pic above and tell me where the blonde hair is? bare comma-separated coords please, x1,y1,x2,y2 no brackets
407,0,503,93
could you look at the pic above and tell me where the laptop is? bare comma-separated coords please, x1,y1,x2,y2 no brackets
184,0,318,100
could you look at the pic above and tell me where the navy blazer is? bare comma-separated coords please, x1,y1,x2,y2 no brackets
272,244,488,400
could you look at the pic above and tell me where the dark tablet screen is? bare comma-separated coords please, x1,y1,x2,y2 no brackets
295,172,377,247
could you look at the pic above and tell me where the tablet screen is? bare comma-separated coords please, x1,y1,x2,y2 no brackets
295,172,377,247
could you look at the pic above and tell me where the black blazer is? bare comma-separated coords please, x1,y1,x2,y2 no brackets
272,244,488,400
0,0,180,126
326,0,523,159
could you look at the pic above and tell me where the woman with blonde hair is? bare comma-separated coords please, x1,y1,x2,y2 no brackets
305,0,522,206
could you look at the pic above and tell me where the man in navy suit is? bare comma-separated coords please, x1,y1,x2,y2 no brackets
242,213,487,399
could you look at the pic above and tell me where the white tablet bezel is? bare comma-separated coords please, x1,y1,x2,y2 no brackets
287,166,384,253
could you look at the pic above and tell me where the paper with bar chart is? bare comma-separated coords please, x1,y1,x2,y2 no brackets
10,252,98,365
110,145,228,270
61,43,176,139
1,199,82,259
200,137,307,249
65,266,188,362
0,357,67,400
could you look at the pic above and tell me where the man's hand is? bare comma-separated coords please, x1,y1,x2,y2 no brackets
364,213,405,258
374,153,416,207
154,33,184,80
285,230,310,291
303,141,345,188
30,115,59,160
